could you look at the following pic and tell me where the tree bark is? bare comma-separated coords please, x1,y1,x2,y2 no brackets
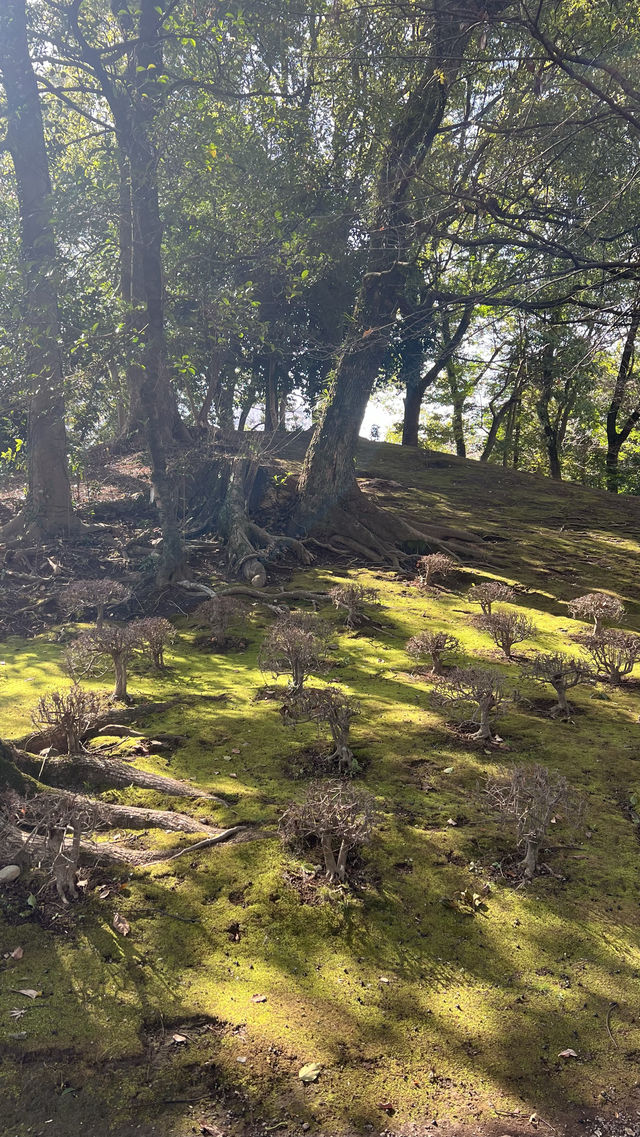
0,0,77,538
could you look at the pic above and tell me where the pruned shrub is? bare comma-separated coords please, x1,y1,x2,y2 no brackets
468,581,515,615
282,687,361,775
31,684,106,754
0,789,97,904
61,579,131,628
279,781,375,881
568,592,624,634
193,595,247,648
577,629,640,684
329,583,380,629
415,553,456,590
472,608,536,659
406,630,459,676
259,611,329,691
486,764,583,879
433,666,509,742
132,617,176,669
67,623,143,701
521,652,594,719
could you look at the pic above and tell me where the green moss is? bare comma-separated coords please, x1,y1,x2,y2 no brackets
2,445,640,1133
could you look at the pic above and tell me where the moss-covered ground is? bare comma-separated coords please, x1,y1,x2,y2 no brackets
1,442,640,1137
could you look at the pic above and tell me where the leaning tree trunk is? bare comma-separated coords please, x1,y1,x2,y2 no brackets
292,6,481,534
0,0,77,539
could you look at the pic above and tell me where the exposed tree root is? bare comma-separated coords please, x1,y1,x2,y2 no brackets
11,748,228,804
295,483,491,568
218,459,312,585
39,789,224,835
11,823,248,870
178,580,327,607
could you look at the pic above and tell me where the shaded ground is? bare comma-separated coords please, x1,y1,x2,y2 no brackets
2,439,640,1137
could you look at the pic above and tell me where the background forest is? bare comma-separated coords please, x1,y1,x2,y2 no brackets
3,0,640,537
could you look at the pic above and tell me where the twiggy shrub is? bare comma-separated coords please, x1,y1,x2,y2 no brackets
415,553,456,589
31,684,106,754
577,629,640,684
279,781,375,881
407,630,459,676
433,666,509,742
521,652,594,719
468,581,515,615
132,617,176,669
568,592,624,634
486,764,583,879
259,612,329,692
473,608,536,659
0,789,97,904
193,596,247,647
68,623,143,701
282,687,361,775
61,579,131,628
329,583,380,629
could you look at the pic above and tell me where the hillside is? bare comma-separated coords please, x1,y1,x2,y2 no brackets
1,441,640,1137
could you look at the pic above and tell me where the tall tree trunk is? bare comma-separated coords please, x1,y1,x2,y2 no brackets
401,335,427,446
535,344,562,480
117,154,146,435
605,307,640,492
293,7,482,531
0,0,77,538
264,357,279,433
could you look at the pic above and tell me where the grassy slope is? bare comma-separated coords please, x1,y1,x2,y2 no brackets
1,442,640,1137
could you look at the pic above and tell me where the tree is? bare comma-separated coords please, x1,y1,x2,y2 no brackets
486,763,582,879
472,609,536,660
521,653,594,720
279,781,375,882
0,0,77,538
292,3,512,549
433,666,509,742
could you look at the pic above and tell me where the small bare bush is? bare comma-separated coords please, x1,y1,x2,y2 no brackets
259,611,330,691
415,553,456,589
568,592,624,634
329,583,380,629
61,579,131,628
486,764,583,879
31,684,106,753
577,629,640,684
473,608,536,659
193,596,247,647
67,622,144,701
132,617,176,669
279,781,375,881
468,581,515,615
433,666,509,742
521,652,595,718
0,789,97,904
406,630,459,676
282,687,361,775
